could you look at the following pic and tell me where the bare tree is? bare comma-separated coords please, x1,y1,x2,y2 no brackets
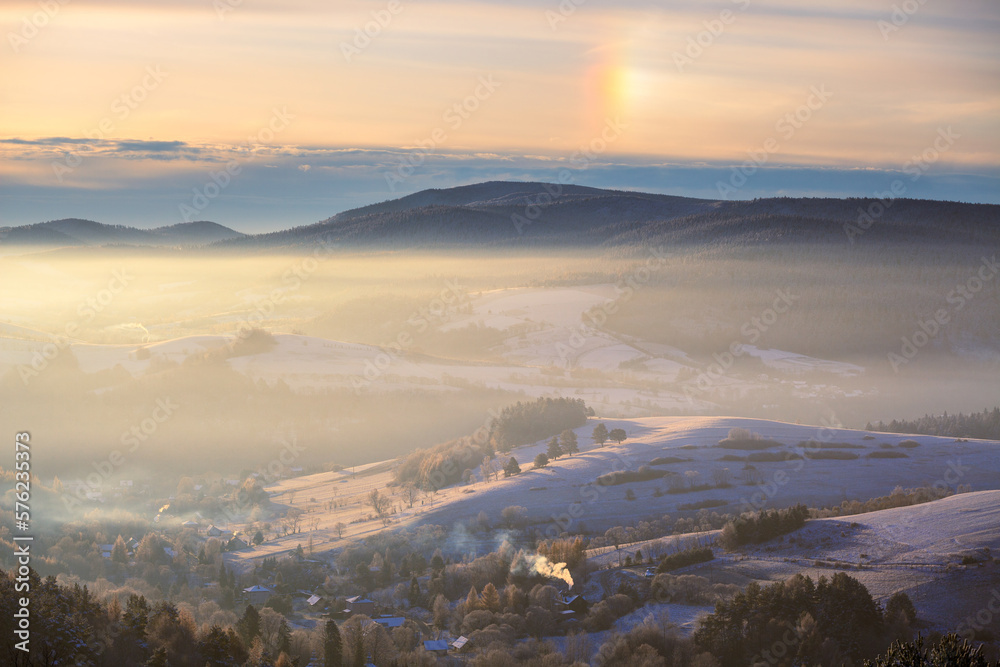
402,484,420,508
480,456,500,483
367,489,391,526
334,522,346,539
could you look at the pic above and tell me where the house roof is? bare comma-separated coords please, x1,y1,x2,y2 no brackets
452,636,469,649
373,617,405,628
423,640,449,652
243,585,271,593
306,594,322,606
346,596,374,604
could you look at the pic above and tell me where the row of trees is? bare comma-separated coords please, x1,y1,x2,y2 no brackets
867,407,1000,441
489,397,591,453
718,504,810,550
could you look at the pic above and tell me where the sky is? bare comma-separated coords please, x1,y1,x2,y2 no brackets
1,0,998,232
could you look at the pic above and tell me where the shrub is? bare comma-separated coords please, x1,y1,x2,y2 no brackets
798,440,866,449
596,467,668,486
717,438,784,451
805,451,859,460
648,456,689,466
677,499,728,511
656,546,714,573
747,451,802,462
866,451,908,459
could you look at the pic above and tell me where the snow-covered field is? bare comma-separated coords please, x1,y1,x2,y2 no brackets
226,417,1000,571
0,283,876,414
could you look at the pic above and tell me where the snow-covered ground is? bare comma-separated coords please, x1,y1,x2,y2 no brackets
0,283,877,414
228,417,1000,568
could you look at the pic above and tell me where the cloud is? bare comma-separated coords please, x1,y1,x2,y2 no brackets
114,140,191,153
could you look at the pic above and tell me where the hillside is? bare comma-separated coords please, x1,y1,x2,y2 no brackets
6,183,999,252
215,181,1000,250
230,416,1000,568
0,218,243,247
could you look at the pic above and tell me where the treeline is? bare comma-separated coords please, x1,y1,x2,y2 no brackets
392,397,591,490
813,485,951,518
656,546,714,573
695,572,916,665
489,397,591,453
719,504,809,550
867,407,1000,441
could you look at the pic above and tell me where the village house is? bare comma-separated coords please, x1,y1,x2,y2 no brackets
344,596,376,617
243,585,272,606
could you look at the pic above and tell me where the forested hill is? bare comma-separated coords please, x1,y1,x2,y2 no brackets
214,181,1000,251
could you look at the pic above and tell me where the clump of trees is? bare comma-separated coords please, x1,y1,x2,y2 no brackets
813,485,951,518
867,407,1000,441
393,436,492,490
695,573,887,665
489,398,591,453
717,427,785,450
656,546,714,573
719,504,809,549
596,466,669,486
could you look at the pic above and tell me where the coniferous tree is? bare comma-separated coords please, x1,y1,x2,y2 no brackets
503,457,521,477
546,436,563,460
237,604,261,646
561,428,579,454
322,619,343,667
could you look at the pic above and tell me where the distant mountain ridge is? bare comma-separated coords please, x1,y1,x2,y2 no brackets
218,181,1000,250
0,219,243,247
5,182,999,250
